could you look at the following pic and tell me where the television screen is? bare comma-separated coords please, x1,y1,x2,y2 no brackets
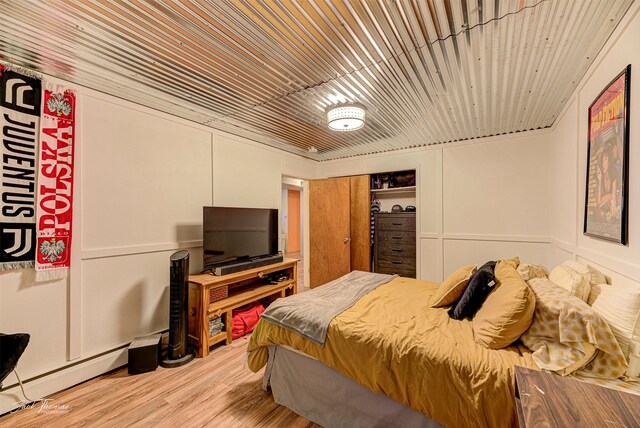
203,206,278,270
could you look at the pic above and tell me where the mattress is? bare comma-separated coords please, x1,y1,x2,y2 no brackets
248,276,538,427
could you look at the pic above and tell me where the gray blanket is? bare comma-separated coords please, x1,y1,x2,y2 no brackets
260,270,397,347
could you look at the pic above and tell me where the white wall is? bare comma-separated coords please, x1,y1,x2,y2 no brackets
318,131,551,282
0,72,317,414
547,3,640,282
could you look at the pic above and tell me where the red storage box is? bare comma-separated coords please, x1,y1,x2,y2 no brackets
232,302,265,339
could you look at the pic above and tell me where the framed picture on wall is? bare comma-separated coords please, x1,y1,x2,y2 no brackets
584,64,631,244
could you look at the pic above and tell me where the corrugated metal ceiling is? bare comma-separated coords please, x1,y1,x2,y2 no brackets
0,0,633,161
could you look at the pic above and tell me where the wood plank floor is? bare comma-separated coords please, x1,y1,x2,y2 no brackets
0,337,321,428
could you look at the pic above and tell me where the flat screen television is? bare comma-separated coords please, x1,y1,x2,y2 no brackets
203,206,279,271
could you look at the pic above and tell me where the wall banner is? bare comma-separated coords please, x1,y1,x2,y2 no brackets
0,64,42,270
35,83,76,281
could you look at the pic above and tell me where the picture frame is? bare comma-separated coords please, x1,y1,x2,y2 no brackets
584,65,631,244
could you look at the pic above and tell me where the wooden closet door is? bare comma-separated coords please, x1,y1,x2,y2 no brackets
349,175,371,272
309,177,351,288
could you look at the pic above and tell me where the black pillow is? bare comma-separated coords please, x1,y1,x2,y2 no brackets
448,261,496,320
0,333,30,387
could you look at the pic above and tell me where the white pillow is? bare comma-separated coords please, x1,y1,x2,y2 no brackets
549,263,591,302
562,260,590,276
586,264,608,285
589,284,640,359
565,260,608,285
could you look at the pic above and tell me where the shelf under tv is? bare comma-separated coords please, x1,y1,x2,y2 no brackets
188,258,299,357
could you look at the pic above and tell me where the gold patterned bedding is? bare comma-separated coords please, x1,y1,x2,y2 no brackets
247,277,537,428
521,277,628,379
572,372,640,394
519,277,640,395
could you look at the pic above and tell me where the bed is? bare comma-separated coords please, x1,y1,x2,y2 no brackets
248,260,640,427
247,275,538,427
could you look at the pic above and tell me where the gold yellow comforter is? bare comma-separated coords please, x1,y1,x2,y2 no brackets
247,277,537,428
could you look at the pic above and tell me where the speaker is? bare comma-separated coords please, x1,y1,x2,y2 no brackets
161,250,194,368
128,334,161,374
213,254,284,276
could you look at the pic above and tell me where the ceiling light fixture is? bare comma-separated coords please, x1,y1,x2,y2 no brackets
326,103,366,131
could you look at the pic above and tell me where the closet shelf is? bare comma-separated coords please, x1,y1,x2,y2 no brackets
371,186,416,194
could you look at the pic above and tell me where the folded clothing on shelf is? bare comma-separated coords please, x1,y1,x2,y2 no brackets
209,316,224,337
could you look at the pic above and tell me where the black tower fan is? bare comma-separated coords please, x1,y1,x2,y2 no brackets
161,250,194,367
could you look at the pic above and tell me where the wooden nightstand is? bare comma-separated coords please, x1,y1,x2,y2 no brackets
514,366,640,427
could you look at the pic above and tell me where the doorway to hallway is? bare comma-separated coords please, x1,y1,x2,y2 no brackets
282,176,305,289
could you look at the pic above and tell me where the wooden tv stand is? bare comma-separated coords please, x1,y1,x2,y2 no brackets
188,258,298,357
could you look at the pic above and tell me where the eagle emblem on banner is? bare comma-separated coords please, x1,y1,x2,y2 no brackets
46,93,72,117
39,238,66,262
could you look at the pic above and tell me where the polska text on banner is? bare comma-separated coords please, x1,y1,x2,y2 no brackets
0,64,42,271
35,83,76,281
